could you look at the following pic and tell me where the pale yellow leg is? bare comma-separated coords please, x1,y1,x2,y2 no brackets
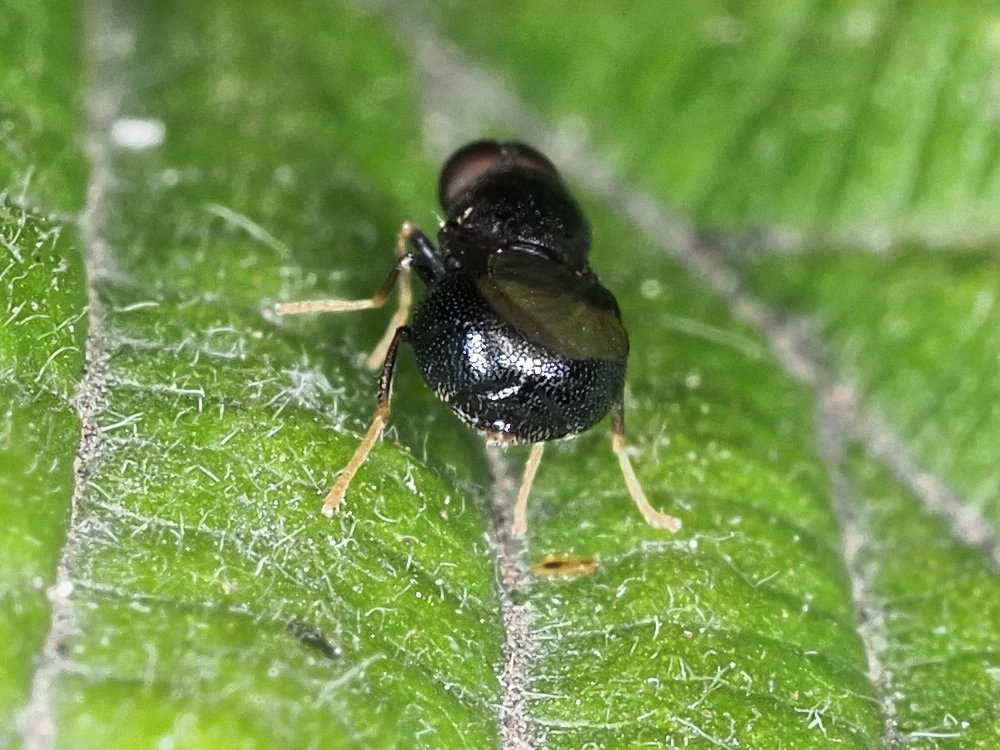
513,442,545,536
612,408,681,532
274,221,417,371
319,326,409,518
321,404,388,516
274,298,384,314
364,262,412,371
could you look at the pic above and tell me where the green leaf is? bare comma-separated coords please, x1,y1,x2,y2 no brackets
3,0,1000,748
0,206,84,740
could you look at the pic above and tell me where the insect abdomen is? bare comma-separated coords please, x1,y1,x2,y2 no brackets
409,273,625,443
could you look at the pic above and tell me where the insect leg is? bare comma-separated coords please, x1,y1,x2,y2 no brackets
363,222,424,370
274,222,423,370
513,442,545,536
320,326,410,517
273,261,405,315
611,405,681,532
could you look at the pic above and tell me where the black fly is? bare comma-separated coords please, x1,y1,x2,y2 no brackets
276,141,680,535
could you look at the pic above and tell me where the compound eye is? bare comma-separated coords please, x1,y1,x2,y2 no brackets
438,141,504,210
438,140,562,211
504,142,560,182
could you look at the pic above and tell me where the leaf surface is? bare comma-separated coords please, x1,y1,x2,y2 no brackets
3,1,1000,748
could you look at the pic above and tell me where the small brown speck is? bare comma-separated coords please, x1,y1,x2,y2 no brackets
532,553,599,580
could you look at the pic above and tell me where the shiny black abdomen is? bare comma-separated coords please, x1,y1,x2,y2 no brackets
409,272,625,443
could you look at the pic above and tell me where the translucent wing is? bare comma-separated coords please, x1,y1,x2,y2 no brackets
476,250,628,361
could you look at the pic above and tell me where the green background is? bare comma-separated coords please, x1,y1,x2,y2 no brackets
3,1,999,747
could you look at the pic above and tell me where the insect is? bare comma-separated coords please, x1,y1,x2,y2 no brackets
276,140,680,535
